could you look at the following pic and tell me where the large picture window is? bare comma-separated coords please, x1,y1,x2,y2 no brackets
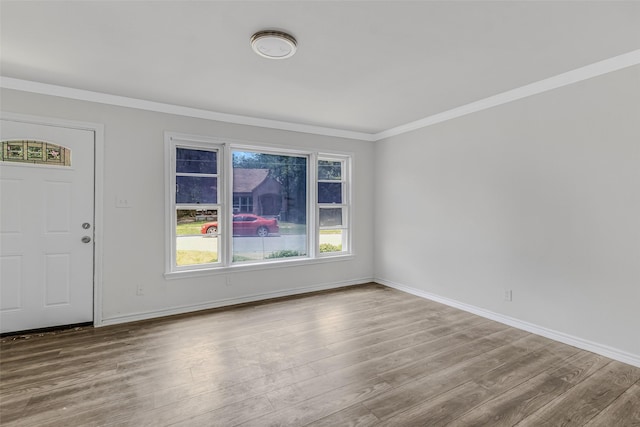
166,133,351,274
232,150,307,262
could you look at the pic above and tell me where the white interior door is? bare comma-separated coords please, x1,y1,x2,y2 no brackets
1,119,94,333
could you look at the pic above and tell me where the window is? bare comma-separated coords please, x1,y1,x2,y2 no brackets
1,140,71,166
171,145,222,270
166,133,351,274
232,150,307,262
233,196,253,213
318,158,349,254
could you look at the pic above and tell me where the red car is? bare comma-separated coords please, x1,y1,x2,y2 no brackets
201,214,279,237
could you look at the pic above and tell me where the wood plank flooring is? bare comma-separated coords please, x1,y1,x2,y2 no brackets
1,283,639,426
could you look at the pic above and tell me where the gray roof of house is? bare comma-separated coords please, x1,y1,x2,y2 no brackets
233,168,269,193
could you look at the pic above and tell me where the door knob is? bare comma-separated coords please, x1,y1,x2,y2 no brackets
81,236,92,243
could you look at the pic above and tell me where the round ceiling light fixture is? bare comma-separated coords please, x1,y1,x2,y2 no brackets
250,30,297,59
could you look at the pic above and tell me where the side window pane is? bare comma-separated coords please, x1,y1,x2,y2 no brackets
318,157,348,255
318,182,342,204
319,208,342,227
319,231,343,253
176,176,218,204
176,209,219,266
176,148,217,174
318,160,341,180
232,151,307,262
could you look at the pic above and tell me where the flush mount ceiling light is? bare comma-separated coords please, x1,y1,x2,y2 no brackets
250,30,297,59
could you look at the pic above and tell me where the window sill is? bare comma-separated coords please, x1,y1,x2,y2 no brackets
164,253,355,280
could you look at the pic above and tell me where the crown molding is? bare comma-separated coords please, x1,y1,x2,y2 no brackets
0,77,376,142
373,49,640,141
2,49,638,143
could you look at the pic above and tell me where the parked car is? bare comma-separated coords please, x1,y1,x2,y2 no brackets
201,214,279,237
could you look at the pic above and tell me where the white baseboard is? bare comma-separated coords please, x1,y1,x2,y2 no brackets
98,277,373,327
376,278,640,369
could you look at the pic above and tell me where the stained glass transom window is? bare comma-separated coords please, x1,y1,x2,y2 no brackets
0,140,71,166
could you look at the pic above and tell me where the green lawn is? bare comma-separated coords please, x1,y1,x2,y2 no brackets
176,221,211,236
176,250,217,265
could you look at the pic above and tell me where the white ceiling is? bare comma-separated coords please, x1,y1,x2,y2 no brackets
1,1,639,136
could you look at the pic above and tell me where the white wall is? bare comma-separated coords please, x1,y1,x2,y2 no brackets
1,89,375,324
375,65,640,360
3,64,638,364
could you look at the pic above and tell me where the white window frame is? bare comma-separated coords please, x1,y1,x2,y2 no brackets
165,132,353,278
165,134,225,273
317,155,351,256
229,144,311,263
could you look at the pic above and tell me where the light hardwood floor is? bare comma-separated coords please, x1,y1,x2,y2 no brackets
1,283,639,426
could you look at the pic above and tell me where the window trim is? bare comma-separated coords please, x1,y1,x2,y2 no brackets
165,132,354,277
317,154,351,256
230,146,312,262
166,134,225,273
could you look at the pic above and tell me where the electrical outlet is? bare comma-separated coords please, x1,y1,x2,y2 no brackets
226,276,232,286
504,289,512,302
136,284,144,296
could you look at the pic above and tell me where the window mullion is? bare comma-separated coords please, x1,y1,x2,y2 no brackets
309,152,318,258
222,142,233,267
